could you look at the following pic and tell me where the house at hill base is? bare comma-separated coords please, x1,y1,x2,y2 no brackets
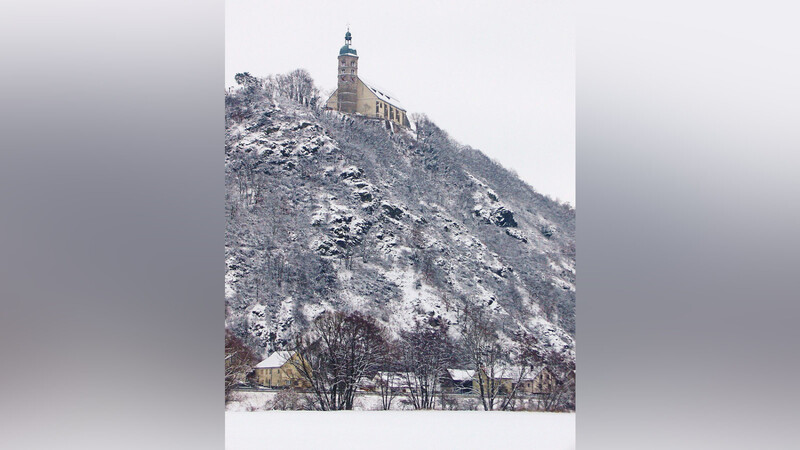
325,28,410,128
252,351,311,389
441,369,476,394
473,365,557,395
372,371,418,394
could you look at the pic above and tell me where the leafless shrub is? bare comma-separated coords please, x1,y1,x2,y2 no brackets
270,388,314,410
440,394,459,410
459,398,480,411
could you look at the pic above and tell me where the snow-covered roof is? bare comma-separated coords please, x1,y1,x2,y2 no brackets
360,78,406,111
373,371,417,388
255,351,294,369
486,365,545,381
447,369,476,382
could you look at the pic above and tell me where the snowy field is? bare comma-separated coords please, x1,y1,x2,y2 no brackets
228,389,438,411
226,410,575,450
227,389,558,412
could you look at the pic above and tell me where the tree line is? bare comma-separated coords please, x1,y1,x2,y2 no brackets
228,307,575,412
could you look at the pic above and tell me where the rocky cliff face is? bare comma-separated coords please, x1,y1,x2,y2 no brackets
225,71,575,361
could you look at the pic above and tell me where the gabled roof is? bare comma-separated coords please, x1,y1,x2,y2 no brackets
447,369,476,382
373,371,417,388
483,365,546,382
360,78,406,111
255,351,294,369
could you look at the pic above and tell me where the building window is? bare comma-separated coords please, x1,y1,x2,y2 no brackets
351,69,354,74
351,61,355,67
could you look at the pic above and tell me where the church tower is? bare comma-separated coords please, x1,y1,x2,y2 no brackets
336,28,358,114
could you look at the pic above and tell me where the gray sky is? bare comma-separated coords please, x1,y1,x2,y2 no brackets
226,0,574,205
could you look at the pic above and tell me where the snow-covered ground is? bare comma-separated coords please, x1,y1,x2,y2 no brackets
226,410,575,450
228,390,411,411
227,390,558,412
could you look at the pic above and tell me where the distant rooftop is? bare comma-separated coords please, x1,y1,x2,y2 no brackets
447,369,476,382
255,351,294,369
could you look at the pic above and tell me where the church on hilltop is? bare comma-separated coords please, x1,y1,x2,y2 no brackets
325,29,410,127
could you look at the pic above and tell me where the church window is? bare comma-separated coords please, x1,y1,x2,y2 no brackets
351,69,354,74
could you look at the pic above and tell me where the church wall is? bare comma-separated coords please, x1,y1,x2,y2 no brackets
356,82,378,117
325,90,338,109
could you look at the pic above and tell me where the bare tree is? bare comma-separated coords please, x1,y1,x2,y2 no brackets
225,330,259,401
289,310,387,410
375,341,402,410
459,305,497,410
536,350,575,411
458,304,525,411
399,319,453,409
494,332,543,411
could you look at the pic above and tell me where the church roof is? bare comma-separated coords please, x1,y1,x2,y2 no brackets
360,78,406,111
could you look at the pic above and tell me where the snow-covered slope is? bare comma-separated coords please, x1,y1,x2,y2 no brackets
225,71,575,362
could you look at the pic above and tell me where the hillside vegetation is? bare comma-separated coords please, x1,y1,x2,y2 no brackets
225,70,575,363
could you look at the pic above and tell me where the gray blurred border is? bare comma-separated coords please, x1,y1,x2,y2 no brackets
2,1,799,449
0,1,225,449
577,1,800,449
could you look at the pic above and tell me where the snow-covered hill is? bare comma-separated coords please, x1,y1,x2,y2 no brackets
225,71,575,362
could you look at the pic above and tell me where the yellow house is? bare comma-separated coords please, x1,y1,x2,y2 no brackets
325,28,409,128
253,351,311,389
473,365,557,395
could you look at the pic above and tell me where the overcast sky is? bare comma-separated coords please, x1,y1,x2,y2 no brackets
226,0,574,205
